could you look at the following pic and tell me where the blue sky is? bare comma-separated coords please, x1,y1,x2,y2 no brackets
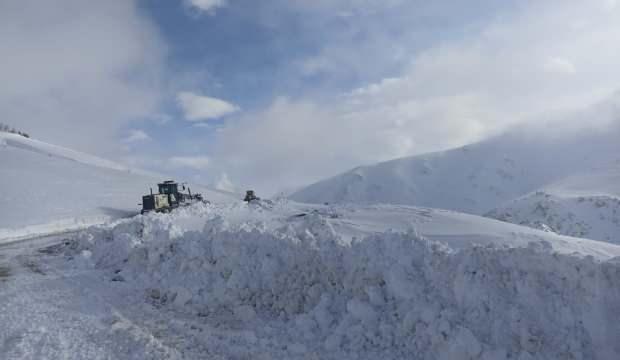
3,0,620,194
125,0,520,190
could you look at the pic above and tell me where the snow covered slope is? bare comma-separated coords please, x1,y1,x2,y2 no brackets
290,114,620,242
487,170,620,243
487,192,620,243
1,132,129,171
57,200,620,359
291,123,620,213
0,132,236,241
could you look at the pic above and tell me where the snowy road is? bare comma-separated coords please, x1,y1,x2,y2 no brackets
0,234,182,360
0,233,320,360
0,232,305,360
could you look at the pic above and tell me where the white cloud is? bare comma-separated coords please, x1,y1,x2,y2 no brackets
0,0,165,157
544,57,577,75
150,113,172,125
123,129,151,143
605,0,618,10
210,0,620,195
215,172,236,192
169,156,211,170
185,0,227,14
192,122,213,129
177,92,239,121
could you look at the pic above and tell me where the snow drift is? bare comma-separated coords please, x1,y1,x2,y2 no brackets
68,202,620,359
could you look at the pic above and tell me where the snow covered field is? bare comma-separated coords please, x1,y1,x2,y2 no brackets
0,133,235,242
3,200,620,359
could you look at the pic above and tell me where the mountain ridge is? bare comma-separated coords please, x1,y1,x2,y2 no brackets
290,114,620,242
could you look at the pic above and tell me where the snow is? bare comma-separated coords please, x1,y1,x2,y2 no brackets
3,124,620,359
486,169,620,243
290,123,620,214
488,191,620,244
19,200,614,359
290,121,620,243
1,132,128,171
0,234,184,359
0,132,236,242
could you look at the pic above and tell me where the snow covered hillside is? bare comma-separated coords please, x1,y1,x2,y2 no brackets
0,132,235,241
290,123,620,214
24,200,618,359
290,116,620,242
487,170,620,244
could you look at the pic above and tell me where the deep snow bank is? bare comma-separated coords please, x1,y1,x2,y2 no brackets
69,203,620,360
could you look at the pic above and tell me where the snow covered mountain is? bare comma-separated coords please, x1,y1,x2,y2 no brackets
290,114,620,242
0,132,235,241
291,123,620,213
486,170,620,243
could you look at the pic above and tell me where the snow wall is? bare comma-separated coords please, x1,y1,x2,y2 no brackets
71,211,620,360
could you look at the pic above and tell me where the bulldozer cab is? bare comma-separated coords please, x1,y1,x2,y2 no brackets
158,181,178,195
244,190,259,202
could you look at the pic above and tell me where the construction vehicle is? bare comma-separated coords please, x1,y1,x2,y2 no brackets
244,190,259,202
140,180,206,214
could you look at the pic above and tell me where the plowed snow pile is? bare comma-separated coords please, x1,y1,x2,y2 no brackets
69,202,620,359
